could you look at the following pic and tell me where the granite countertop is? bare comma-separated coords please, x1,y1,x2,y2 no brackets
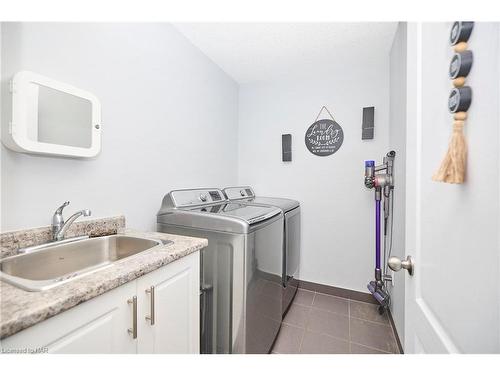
0,229,207,339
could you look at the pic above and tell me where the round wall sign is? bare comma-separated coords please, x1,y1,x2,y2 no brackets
304,119,343,157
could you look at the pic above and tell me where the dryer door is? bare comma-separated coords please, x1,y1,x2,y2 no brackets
282,207,300,315
241,216,283,354
285,207,300,286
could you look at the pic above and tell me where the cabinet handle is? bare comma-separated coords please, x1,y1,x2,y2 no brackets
145,286,155,325
127,296,137,339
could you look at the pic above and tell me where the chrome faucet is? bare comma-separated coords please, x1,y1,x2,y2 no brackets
52,201,91,241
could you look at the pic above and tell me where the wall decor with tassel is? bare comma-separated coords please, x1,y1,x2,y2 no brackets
433,21,474,184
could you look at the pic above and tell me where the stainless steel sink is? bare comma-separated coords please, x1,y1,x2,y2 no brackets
0,235,167,291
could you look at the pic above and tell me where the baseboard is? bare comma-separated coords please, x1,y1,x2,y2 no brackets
387,309,404,354
298,279,378,304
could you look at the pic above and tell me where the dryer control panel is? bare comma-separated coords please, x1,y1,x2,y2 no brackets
223,186,255,200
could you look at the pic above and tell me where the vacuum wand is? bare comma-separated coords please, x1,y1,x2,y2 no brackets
375,197,381,275
364,160,384,282
364,151,396,311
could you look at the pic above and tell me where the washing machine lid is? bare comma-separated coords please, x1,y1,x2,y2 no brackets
248,197,299,212
187,202,281,224
223,186,300,212
157,188,282,233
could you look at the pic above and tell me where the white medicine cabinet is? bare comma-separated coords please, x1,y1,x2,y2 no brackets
2,71,101,158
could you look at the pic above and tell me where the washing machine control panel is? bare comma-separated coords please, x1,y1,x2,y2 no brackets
209,190,222,201
170,189,227,207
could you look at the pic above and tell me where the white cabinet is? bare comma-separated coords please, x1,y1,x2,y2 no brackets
1,280,137,354
1,252,199,354
137,252,199,354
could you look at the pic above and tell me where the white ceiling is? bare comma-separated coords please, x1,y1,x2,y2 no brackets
174,23,398,84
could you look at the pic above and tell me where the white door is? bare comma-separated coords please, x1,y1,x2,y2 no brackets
403,22,500,354
137,252,200,354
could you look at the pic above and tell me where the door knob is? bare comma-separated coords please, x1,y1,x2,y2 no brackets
388,255,414,276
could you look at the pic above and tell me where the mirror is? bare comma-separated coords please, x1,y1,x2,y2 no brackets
37,85,93,148
2,71,101,158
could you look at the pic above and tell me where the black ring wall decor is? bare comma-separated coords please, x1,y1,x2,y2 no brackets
449,51,473,79
450,22,474,45
433,21,474,184
448,87,472,113
447,22,474,114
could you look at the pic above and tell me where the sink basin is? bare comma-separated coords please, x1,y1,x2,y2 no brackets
0,235,167,291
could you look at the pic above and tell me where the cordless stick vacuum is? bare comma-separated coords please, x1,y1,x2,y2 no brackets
364,151,396,314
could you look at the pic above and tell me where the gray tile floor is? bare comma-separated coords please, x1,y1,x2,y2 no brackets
271,288,400,354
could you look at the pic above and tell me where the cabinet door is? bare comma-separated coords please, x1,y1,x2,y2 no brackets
137,252,200,354
1,281,137,354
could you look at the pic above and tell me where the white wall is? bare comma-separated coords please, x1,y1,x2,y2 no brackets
420,22,499,353
388,22,407,346
238,62,390,292
1,23,239,231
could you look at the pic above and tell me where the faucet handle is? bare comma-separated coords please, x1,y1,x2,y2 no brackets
54,201,70,215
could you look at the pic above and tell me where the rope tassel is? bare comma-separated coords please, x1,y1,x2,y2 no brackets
432,120,467,184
